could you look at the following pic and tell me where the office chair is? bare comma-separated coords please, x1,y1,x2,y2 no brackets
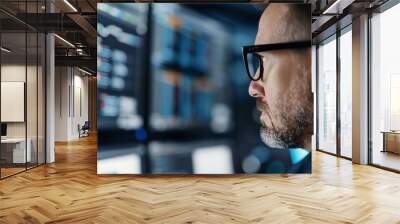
79,121,90,138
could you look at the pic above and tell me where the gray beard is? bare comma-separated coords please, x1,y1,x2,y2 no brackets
257,94,312,149
260,127,288,149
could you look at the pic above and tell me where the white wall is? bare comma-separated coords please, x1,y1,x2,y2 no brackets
1,65,38,138
1,65,26,139
55,67,89,141
74,73,89,133
55,66,69,141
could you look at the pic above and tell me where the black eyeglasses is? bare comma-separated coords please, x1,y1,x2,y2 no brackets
242,41,311,81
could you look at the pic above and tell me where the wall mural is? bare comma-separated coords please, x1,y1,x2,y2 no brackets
97,3,313,174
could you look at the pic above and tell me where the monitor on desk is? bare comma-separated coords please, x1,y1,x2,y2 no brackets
1,123,7,138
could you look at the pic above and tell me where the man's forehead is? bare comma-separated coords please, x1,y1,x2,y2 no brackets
255,4,288,45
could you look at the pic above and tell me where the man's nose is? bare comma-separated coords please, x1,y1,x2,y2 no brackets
248,80,265,98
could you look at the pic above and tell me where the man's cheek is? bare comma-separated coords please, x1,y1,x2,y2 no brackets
260,111,273,129
265,89,281,114
265,69,287,99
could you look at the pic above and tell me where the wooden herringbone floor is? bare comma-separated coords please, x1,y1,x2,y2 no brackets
1,135,400,224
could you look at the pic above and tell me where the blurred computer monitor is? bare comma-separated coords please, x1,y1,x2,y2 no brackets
1,123,7,138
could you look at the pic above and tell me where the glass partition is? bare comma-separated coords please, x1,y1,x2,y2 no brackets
0,1,46,179
370,3,400,171
1,31,28,177
317,36,337,154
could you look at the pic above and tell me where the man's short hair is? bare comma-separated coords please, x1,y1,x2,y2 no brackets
284,4,311,42
263,3,311,43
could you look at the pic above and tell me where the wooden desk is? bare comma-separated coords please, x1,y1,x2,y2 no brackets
1,138,31,163
382,131,400,154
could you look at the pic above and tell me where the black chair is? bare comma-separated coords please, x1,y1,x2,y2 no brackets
78,121,90,138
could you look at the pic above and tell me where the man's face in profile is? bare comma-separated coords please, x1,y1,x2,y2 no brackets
248,4,313,149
